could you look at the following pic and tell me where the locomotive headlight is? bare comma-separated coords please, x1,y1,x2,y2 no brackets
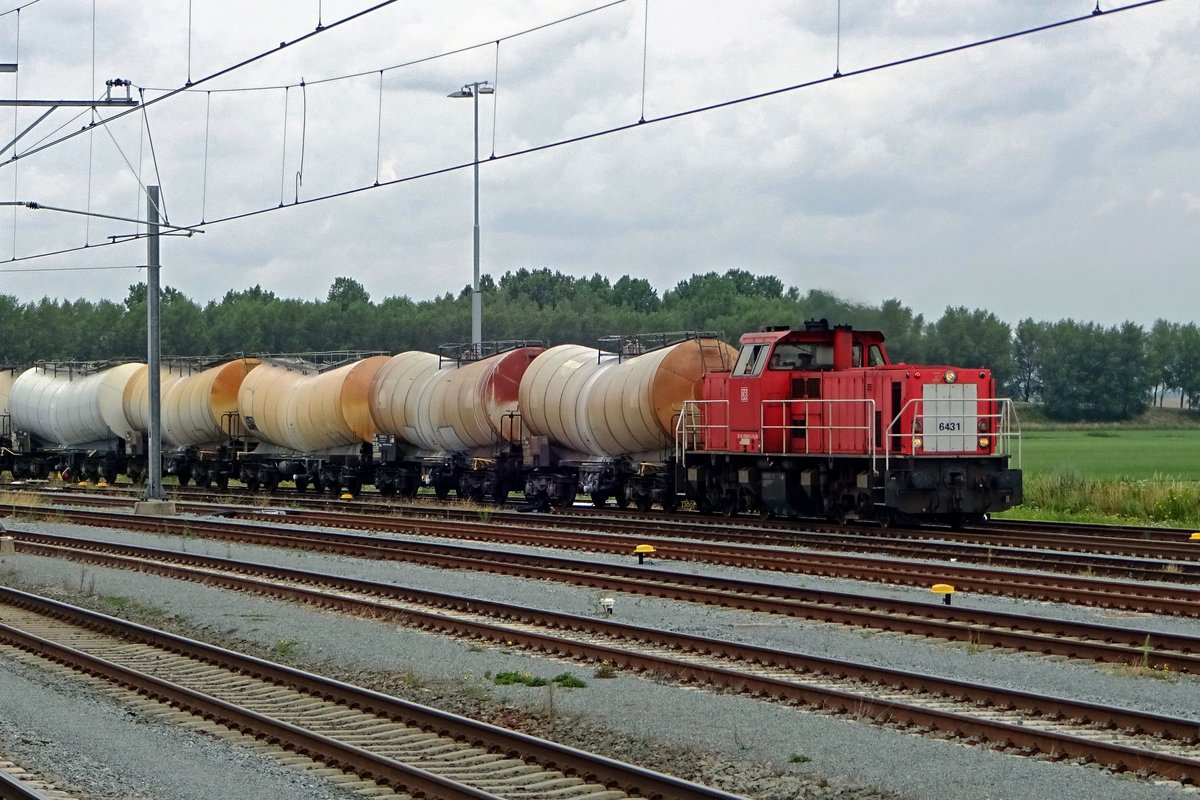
978,418,991,433
944,370,957,384
978,436,990,449
913,436,923,450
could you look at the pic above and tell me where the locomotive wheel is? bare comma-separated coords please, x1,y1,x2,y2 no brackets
614,492,630,509
435,484,450,501
215,473,229,491
294,477,309,493
661,493,679,513
635,495,653,513
245,477,260,492
590,492,609,509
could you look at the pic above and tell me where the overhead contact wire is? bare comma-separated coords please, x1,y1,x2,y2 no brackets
0,0,1169,266
137,0,631,96
0,0,405,169
9,6,19,257
374,72,383,185
491,42,499,159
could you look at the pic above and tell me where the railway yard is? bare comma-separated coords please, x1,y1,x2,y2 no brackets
0,487,1198,800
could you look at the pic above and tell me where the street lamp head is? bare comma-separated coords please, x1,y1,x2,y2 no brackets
447,88,473,98
477,85,495,94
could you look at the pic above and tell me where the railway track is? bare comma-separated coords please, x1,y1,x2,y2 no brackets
15,487,1200,578
3,542,1198,786
0,586,739,800
10,528,1200,673
7,503,1200,617
0,765,76,800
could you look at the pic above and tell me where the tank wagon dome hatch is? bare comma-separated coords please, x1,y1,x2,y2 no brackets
238,351,389,454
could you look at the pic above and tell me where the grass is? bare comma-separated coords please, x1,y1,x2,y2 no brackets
494,671,587,688
999,408,1200,527
1015,429,1200,481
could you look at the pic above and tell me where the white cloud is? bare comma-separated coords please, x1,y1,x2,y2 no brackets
0,0,1196,328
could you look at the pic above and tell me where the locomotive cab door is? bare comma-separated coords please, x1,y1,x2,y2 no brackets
727,343,769,452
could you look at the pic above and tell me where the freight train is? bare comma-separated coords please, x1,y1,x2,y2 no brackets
0,322,1023,526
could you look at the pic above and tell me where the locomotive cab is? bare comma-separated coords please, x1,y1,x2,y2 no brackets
702,320,889,455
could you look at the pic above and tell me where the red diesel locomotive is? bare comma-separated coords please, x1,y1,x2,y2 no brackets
676,320,1022,526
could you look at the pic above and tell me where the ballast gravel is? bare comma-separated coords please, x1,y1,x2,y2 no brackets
0,510,1197,800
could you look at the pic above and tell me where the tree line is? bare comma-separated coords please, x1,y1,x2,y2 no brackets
1,268,1195,422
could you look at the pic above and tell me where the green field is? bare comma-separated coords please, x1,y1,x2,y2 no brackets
999,426,1200,527
1016,429,1200,481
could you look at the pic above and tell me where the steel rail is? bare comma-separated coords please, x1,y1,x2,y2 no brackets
13,530,1200,673
25,487,1200,566
9,506,1200,616
0,771,51,800
0,586,741,800
3,551,1198,784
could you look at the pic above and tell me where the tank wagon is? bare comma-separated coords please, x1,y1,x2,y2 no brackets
677,320,1022,526
518,332,737,510
370,341,545,501
236,352,387,494
152,355,260,488
0,365,18,478
5,360,145,483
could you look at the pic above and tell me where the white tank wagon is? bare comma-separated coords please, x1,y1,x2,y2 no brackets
6,361,145,482
236,353,387,493
0,366,17,479
160,357,260,449
0,366,15,418
369,343,544,499
121,365,185,436
518,333,736,509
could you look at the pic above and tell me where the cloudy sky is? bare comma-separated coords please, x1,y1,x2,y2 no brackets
0,0,1196,329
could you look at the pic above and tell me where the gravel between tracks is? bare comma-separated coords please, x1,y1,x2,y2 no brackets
1,510,1197,800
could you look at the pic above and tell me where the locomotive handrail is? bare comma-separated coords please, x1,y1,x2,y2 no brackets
675,398,878,471
674,399,727,466
760,399,877,470
882,396,1021,471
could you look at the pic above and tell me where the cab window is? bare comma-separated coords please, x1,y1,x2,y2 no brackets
868,345,887,366
767,343,832,370
733,344,769,377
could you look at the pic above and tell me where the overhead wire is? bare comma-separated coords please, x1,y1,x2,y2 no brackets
0,0,1170,272
0,0,405,169
137,0,631,96
0,0,38,20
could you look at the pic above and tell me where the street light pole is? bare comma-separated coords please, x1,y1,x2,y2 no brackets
448,81,494,351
